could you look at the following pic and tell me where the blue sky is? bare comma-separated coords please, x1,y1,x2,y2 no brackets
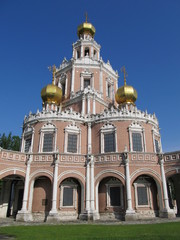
0,0,180,152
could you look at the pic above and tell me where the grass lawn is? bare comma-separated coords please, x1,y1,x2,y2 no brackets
0,222,180,240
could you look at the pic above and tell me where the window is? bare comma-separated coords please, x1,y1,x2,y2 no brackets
77,50,80,59
110,186,121,206
107,84,111,98
21,126,34,153
84,79,90,89
132,133,142,152
84,47,89,56
24,137,32,153
43,133,54,152
61,82,65,96
67,134,77,153
134,177,152,208
128,121,146,152
137,186,148,205
105,178,123,208
64,122,81,154
104,133,115,153
63,187,73,206
155,139,160,153
100,123,117,153
60,179,78,209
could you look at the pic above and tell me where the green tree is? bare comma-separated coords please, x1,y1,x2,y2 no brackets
0,132,21,151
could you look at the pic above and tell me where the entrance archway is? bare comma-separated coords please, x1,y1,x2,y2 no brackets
32,176,52,218
167,174,180,216
0,175,24,218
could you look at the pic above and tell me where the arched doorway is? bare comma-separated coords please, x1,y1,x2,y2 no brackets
167,174,180,216
32,176,52,220
59,178,81,220
132,175,159,218
0,175,24,218
98,177,125,220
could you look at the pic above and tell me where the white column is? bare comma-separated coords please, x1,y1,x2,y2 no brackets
159,158,170,210
99,67,103,95
21,154,32,211
125,158,133,211
88,123,92,154
80,74,83,90
93,95,96,114
81,95,85,115
80,45,83,58
90,156,95,211
71,64,75,94
87,94,90,114
50,153,59,214
86,160,90,212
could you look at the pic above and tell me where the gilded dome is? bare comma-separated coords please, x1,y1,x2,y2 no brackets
115,84,137,105
41,65,62,106
115,66,137,105
77,22,96,38
41,84,62,105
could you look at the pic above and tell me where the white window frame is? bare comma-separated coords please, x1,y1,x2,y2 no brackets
21,126,34,153
105,178,123,208
60,182,78,209
128,121,146,152
152,126,162,153
134,182,152,209
64,122,81,154
106,77,114,100
39,122,57,153
100,123,117,153
80,71,94,90
58,73,68,97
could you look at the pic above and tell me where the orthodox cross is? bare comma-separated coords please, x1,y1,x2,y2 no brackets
121,66,128,86
48,65,56,84
85,12,88,23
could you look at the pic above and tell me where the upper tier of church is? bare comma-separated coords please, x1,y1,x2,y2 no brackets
40,18,137,115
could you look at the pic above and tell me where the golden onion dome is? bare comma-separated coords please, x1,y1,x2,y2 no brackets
115,66,137,105
77,14,95,38
41,65,62,106
115,84,137,105
41,84,62,105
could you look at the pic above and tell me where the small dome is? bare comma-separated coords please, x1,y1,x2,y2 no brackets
115,66,137,105
77,22,96,38
41,84,62,106
115,85,137,105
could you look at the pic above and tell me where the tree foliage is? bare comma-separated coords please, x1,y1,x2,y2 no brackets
0,132,21,151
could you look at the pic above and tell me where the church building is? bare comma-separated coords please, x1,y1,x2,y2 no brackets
0,19,179,222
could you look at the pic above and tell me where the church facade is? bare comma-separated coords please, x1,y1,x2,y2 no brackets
0,20,179,222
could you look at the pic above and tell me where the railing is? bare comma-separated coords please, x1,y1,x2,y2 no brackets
0,149,26,162
164,151,180,162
